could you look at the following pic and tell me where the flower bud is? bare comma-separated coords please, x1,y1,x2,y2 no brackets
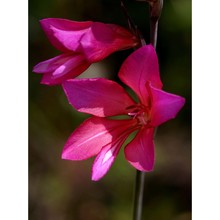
136,0,163,21
149,0,163,21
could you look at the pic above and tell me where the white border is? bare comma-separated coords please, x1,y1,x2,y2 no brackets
192,0,220,219
0,0,28,219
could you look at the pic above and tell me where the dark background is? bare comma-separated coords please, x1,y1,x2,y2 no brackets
29,0,191,219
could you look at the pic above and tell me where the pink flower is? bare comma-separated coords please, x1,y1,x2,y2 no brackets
61,45,185,181
33,18,138,85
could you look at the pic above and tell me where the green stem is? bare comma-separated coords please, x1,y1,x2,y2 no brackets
150,19,158,48
133,170,145,220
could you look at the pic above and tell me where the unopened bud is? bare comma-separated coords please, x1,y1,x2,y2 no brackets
149,0,163,21
136,0,163,21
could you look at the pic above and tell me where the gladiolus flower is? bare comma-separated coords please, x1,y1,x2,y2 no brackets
61,45,185,181
33,18,138,85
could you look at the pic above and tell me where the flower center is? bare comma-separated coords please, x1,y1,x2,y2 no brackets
126,104,151,126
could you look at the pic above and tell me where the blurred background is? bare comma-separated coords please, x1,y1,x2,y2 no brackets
29,0,191,219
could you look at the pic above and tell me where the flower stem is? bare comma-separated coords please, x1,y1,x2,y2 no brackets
133,170,145,220
150,19,158,48
149,0,163,48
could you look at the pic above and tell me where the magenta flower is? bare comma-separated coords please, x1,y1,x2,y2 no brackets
61,45,185,181
33,18,138,85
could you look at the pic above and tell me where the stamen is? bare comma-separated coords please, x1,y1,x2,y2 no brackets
127,104,151,126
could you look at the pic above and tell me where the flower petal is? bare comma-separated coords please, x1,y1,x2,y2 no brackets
124,128,155,171
80,22,138,62
62,117,137,161
33,54,71,73
40,18,93,52
118,45,163,104
33,53,91,85
91,139,122,181
92,118,138,181
149,84,185,127
62,78,135,117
